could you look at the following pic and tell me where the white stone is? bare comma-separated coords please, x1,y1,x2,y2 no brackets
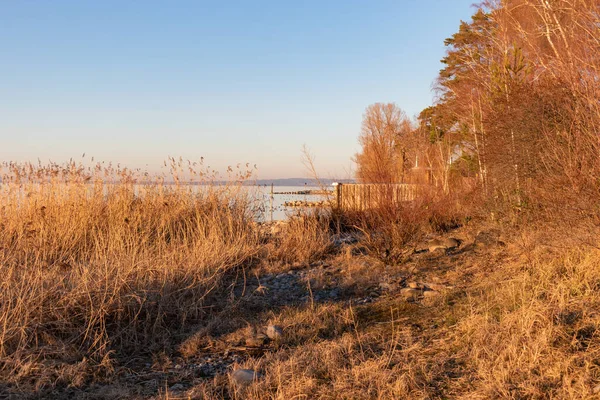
423,290,441,298
266,325,283,340
428,237,460,252
400,288,422,300
231,369,262,387
424,283,446,291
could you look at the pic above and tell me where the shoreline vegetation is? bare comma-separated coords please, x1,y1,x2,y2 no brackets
3,0,600,398
1,158,600,399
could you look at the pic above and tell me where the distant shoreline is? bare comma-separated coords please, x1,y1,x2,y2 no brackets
0,179,355,187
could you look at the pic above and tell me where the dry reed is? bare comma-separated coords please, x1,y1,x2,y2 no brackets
0,158,261,388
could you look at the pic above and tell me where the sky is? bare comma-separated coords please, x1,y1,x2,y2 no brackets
0,0,477,179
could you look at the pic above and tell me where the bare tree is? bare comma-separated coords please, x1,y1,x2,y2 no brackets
354,103,413,183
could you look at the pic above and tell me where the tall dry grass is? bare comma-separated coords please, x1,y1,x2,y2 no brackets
188,230,600,399
268,211,333,264
0,159,262,387
453,243,600,398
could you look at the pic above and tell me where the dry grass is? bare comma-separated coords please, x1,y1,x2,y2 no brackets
187,229,600,399
0,159,262,390
341,187,474,263
267,211,333,265
2,159,600,399
453,245,600,398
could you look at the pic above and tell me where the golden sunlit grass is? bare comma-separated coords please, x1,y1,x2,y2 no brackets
2,159,600,399
453,245,600,398
189,237,600,399
0,158,266,388
267,211,333,265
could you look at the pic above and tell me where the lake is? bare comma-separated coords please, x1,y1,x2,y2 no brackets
253,185,333,221
0,182,334,221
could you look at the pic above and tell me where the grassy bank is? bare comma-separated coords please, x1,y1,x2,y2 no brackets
1,161,600,399
191,229,600,399
0,161,267,390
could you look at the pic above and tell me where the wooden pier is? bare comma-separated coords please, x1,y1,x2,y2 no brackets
334,183,418,211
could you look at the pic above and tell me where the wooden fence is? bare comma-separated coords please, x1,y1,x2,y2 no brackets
334,183,418,211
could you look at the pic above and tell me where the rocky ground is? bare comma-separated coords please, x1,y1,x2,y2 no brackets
5,226,510,399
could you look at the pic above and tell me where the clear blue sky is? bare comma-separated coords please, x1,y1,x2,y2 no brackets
1,0,476,179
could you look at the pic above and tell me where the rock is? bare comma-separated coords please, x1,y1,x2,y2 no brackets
423,290,442,305
474,229,501,246
400,288,422,300
424,283,447,291
169,383,185,392
266,325,283,340
428,238,461,252
245,333,268,347
332,233,358,247
231,369,262,387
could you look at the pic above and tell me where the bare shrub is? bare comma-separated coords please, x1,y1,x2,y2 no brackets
341,184,475,262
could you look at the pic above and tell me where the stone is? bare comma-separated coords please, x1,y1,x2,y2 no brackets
474,229,500,246
408,282,423,289
245,333,267,347
400,288,422,300
424,283,447,291
169,383,185,392
428,238,461,252
332,233,358,247
423,290,442,305
231,369,262,387
266,325,283,340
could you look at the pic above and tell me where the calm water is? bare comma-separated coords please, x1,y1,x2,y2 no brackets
1,183,333,221
253,185,333,221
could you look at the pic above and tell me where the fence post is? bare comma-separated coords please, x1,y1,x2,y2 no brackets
270,183,274,222
336,183,342,210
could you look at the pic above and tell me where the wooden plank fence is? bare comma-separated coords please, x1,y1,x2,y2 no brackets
334,183,418,211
